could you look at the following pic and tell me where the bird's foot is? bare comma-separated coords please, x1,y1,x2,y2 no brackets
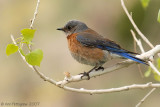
79,66,103,80
95,66,104,71
80,72,90,80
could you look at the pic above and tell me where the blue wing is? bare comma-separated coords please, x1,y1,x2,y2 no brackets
76,33,147,65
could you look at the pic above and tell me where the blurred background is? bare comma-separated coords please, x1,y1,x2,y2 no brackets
0,0,160,107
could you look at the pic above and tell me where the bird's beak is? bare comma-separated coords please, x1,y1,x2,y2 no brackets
57,27,64,31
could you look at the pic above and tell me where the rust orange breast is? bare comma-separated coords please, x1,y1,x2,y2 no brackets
67,33,107,66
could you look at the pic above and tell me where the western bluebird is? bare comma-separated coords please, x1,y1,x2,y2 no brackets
57,20,147,78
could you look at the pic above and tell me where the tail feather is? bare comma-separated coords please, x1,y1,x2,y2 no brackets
97,45,147,65
113,52,148,65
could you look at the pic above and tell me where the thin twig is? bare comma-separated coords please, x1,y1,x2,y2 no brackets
131,30,157,106
131,30,160,76
28,0,40,50
148,61,160,75
30,0,40,29
137,64,144,78
136,88,156,107
131,30,145,53
132,30,144,78
121,0,154,48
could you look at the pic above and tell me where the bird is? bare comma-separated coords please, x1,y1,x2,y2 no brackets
57,20,147,79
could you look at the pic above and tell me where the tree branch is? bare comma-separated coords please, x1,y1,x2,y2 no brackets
131,30,145,53
30,0,40,29
64,82,160,94
121,0,154,48
131,30,160,76
130,30,157,107
132,30,144,78
136,88,156,107
122,0,160,76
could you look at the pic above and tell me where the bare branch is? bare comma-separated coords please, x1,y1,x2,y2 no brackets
30,0,40,29
63,82,160,94
132,31,144,78
148,61,160,75
131,30,158,106
131,30,145,53
136,88,156,107
121,0,154,48
131,30,160,76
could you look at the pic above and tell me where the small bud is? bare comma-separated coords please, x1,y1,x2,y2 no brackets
64,72,71,78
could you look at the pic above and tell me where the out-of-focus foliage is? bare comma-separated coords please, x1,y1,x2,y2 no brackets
158,9,160,23
144,66,151,77
140,0,150,8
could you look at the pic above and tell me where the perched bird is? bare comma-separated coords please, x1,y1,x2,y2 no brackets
57,20,147,78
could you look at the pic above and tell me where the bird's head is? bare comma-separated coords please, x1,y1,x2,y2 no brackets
57,20,88,36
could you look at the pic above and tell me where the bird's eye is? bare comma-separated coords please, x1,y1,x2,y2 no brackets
67,26,72,30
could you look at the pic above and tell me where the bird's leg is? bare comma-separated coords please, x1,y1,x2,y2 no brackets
80,66,98,80
88,66,98,73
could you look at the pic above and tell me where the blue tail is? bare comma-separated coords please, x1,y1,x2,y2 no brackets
96,45,147,65
113,52,147,65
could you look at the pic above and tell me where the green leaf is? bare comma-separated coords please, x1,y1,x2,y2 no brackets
6,44,18,56
154,74,160,82
25,49,43,66
144,67,152,77
158,9,160,23
141,0,150,9
157,58,160,69
21,28,36,44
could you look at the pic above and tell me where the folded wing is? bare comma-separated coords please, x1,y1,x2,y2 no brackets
76,33,147,65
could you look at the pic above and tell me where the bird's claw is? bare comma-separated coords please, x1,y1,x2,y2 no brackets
80,72,90,80
95,66,104,71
